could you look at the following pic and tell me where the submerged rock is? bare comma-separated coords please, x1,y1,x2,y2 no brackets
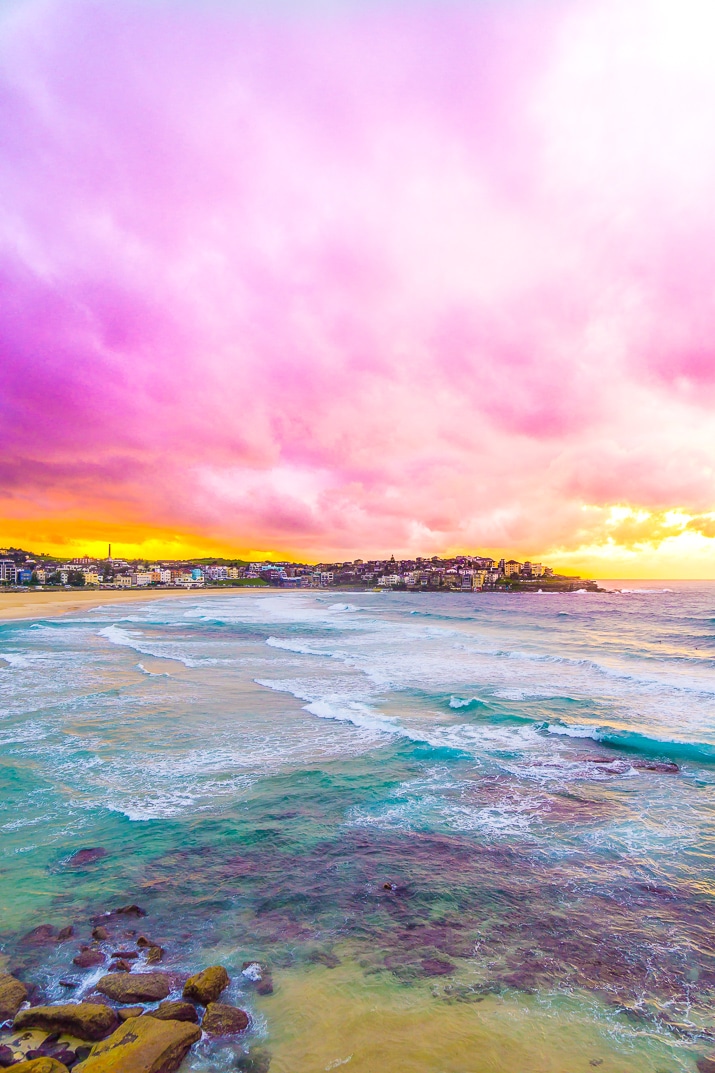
96,972,171,1003
420,958,455,976
67,849,108,868
631,759,679,774
56,927,74,943
0,971,28,1021
145,1000,198,1024
183,965,229,1005
201,1002,249,1035
21,925,57,946
73,1013,200,1073
236,1049,272,1073
92,927,110,942
14,1003,119,1040
697,1058,715,1073
8,1060,71,1073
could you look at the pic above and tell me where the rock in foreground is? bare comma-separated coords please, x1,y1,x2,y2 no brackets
202,1002,249,1035
74,1014,200,1073
14,1003,119,1041
0,971,28,1021
145,1000,198,1023
96,973,171,1003
183,965,229,1005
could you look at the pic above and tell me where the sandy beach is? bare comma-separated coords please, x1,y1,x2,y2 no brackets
0,587,247,622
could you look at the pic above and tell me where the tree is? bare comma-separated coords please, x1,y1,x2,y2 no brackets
67,570,85,587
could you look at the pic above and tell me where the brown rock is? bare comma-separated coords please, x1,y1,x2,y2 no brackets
53,1052,77,1069
14,1003,119,1041
256,975,274,996
96,972,171,1003
56,927,74,942
0,1044,15,1066
67,849,108,868
145,1000,198,1024
697,1059,715,1073
118,1006,144,1022
201,1002,249,1036
145,946,164,965
21,925,56,946
0,971,28,1021
183,965,229,1005
113,905,145,917
110,951,137,960
74,948,106,969
73,1014,200,1073
136,936,154,948
92,927,110,941
8,1060,70,1073
84,993,116,1009
108,960,133,973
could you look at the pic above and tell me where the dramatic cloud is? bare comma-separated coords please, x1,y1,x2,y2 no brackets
1,0,715,572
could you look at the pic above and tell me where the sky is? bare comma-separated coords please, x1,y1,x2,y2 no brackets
2,0,715,577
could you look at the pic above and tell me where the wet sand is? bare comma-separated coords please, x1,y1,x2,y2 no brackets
0,587,254,622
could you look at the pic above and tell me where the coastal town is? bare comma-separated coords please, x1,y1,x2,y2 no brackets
0,547,599,592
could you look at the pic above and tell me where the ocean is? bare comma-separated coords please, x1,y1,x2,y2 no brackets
1,584,714,1072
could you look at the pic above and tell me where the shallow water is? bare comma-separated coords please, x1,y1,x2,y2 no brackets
1,584,714,1071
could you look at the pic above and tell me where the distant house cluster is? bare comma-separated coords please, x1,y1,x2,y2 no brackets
0,548,572,592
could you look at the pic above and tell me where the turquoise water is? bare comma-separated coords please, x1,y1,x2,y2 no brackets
1,586,715,1071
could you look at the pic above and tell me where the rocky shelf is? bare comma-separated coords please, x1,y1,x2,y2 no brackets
0,905,272,1073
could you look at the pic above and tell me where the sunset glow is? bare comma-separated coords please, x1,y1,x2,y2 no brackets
2,0,715,576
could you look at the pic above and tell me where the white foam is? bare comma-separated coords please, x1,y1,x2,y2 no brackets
99,623,219,667
136,662,170,677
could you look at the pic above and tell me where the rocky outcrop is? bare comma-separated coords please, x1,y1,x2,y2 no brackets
14,1003,119,1041
145,1001,198,1024
7,1060,71,1073
183,965,229,1005
0,971,28,1021
96,973,171,1003
201,1002,249,1035
73,1014,200,1073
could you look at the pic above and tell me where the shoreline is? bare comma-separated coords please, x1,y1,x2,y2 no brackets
0,587,256,622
